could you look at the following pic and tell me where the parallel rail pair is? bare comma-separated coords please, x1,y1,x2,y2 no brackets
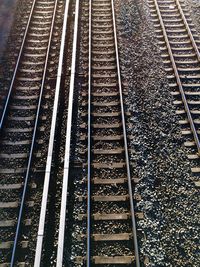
0,0,60,265
0,0,71,265
86,0,140,266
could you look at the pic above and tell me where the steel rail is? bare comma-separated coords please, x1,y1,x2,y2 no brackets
111,0,141,266
174,0,200,62
10,0,59,265
0,0,36,130
34,0,70,266
154,0,200,154
56,0,80,265
87,0,92,265
86,0,140,265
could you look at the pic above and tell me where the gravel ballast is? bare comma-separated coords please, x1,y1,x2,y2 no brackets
0,0,199,266
115,0,200,266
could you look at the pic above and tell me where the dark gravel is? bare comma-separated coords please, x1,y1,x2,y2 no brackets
0,0,17,55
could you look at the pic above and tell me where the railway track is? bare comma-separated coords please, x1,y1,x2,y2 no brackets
79,0,140,265
46,0,142,265
0,0,142,265
0,0,69,265
0,0,198,265
149,0,200,185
